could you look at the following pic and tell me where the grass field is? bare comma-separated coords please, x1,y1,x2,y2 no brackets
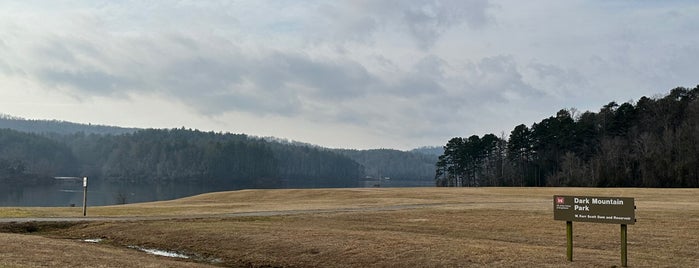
1,187,698,267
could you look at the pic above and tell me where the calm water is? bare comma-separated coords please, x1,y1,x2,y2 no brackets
0,179,243,207
1,179,434,207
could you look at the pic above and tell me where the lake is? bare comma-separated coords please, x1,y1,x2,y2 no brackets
0,178,434,207
0,179,243,207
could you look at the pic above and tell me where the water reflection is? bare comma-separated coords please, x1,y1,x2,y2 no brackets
1,179,434,207
0,179,243,207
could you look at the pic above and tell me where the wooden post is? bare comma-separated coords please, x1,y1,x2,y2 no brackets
566,221,573,262
621,224,627,267
82,177,88,217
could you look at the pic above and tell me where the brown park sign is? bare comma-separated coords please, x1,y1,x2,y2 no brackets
554,195,635,225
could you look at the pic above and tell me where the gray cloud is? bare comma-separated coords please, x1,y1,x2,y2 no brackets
400,0,493,49
313,0,494,49
467,55,544,103
390,75,444,96
2,1,699,149
38,69,133,97
526,62,588,98
0,58,16,75
151,49,382,116
0,39,17,75
268,53,377,100
414,54,447,77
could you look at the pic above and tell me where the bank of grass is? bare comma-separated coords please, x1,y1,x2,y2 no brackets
3,187,537,218
1,187,699,267
0,187,637,217
0,208,35,218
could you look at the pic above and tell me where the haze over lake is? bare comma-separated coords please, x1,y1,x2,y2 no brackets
1,179,434,207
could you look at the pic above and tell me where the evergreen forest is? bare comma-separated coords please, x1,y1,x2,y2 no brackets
0,117,435,187
435,86,699,187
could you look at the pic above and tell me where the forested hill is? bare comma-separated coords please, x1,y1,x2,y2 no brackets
0,128,362,187
0,114,137,135
336,149,437,181
0,129,77,183
0,118,437,187
435,86,699,188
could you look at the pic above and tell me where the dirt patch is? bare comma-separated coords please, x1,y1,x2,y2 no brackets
0,221,80,234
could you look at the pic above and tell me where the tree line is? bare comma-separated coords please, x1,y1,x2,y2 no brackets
0,129,77,183
337,149,437,181
0,128,363,187
0,114,137,135
0,121,438,187
436,86,699,187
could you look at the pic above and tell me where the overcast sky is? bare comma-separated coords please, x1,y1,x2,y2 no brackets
1,1,698,150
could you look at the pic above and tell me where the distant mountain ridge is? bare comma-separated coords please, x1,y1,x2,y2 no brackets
410,146,443,157
336,148,437,181
0,114,138,135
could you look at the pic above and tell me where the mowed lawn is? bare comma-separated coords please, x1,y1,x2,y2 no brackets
1,187,697,267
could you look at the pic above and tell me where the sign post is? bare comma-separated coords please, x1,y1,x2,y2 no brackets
566,221,572,262
554,195,635,267
82,176,88,217
621,224,627,267
54,176,89,216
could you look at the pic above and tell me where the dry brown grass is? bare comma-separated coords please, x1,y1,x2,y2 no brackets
1,187,698,267
0,232,213,268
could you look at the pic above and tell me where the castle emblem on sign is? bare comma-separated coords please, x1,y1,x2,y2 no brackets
556,196,565,205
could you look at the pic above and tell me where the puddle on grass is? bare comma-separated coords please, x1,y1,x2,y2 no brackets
128,246,191,259
80,238,222,263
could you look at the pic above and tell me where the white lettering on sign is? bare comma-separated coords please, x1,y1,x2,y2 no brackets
574,205,590,211
591,198,624,205
554,195,635,225
574,198,590,204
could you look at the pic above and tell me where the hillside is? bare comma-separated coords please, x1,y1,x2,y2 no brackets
0,129,75,183
336,149,436,181
0,117,437,187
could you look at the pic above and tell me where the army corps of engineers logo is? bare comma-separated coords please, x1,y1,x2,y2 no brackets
555,196,571,210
